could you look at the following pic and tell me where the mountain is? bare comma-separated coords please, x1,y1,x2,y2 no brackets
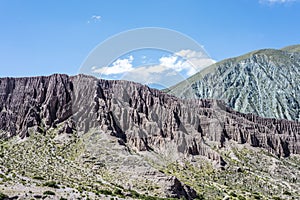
0,74,299,199
166,45,300,122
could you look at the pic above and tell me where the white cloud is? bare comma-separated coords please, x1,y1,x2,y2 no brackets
158,55,194,76
88,15,102,23
122,65,184,87
92,49,215,87
175,49,206,59
121,50,215,87
92,15,101,21
259,0,296,4
93,55,134,75
158,50,215,75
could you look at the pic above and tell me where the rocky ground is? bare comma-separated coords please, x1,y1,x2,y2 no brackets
1,128,299,199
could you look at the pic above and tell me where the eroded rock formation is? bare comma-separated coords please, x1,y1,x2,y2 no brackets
167,46,300,121
0,74,299,160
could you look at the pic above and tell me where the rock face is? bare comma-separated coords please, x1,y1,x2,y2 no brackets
0,74,74,138
167,45,300,121
0,74,299,160
0,74,300,198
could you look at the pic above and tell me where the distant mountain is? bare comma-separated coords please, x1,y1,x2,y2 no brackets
166,45,300,121
0,74,300,199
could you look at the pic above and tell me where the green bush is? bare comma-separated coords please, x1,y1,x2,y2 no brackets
43,190,55,195
230,192,237,197
253,195,261,199
113,188,123,196
43,181,59,189
98,189,113,196
238,195,246,200
143,197,158,200
196,194,205,200
130,190,141,198
0,192,9,200
272,197,282,200
33,176,44,180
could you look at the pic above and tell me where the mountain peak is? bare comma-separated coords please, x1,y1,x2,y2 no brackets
167,45,300,121
281,44,300,53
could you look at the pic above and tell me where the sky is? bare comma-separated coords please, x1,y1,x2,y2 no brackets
1,0,300,78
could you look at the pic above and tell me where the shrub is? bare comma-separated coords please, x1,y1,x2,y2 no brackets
43,190,55,195
98,189,113,196
283,191,291,195
130,190,141,198
0,192,9,200
43,181,59,189
143,197,158,200
114,188,123,196
230,192,237,197
33,176,44,180
238,195,246,200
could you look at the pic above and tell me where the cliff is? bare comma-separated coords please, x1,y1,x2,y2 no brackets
0,74,299,159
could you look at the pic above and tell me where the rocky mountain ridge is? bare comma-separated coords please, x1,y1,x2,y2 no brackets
0,74,300,199
1,74,299,158
167,45,300,122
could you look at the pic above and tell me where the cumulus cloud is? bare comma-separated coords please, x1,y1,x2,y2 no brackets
122,50,215,87
174,49,216,76
92,49,215,87
92,55,134,75
158,55,193,76
147,49,216,77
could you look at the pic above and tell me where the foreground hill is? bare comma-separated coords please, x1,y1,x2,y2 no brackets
0,74,299,199
167,45,300,122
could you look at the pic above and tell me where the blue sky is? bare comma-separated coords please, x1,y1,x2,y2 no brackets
1,0,300,77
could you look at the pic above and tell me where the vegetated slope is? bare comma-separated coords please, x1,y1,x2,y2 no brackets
167,45,300,121
0,74,299,199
